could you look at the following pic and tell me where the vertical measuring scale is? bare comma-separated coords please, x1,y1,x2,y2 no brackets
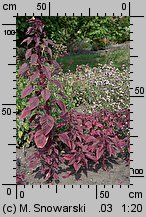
0,0,145,216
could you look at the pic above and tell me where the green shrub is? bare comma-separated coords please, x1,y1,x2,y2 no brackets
17,16,130,51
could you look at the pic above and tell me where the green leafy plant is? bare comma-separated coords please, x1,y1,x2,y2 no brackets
17,16,130,52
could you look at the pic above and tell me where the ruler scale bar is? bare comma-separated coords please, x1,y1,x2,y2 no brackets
2,24,16,25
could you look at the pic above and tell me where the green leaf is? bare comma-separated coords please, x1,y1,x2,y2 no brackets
23,122,29,130
18,131,23,139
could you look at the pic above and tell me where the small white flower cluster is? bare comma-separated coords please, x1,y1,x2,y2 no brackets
52,62,130,111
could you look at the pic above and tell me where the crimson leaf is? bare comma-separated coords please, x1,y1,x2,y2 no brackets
45,171,51,180
25,48,32,60
21,37,33,46
40,114,54,136
96,148,104,161
85,153,96,161
108,144,117,157
30,54,38,65
64,154,72,161
18,63,29,75
85,121,92,129
29,96,39,110
55,100,66,114
58,132,72,149
30,71,39,82
34,130,48,148
21,85,33,99
51,80,63,90
96,123,103,128
73,162,82,172
26,27,33,35
48,39,55,46
41,89,51,102
20,107,31,120
35,37,40,47
86,136,97,144
48,48,52,58
42,66,51,79
58,91,68,99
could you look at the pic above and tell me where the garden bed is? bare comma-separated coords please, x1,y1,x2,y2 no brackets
16,17,130,185
17,147,129,185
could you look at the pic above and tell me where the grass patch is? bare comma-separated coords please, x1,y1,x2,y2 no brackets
58,46,129,72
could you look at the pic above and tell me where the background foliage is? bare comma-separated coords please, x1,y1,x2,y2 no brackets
17,16,130,51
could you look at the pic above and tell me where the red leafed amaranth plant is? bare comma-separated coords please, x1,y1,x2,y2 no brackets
59,109,130,176
18,17,68,181
17,17,130,183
